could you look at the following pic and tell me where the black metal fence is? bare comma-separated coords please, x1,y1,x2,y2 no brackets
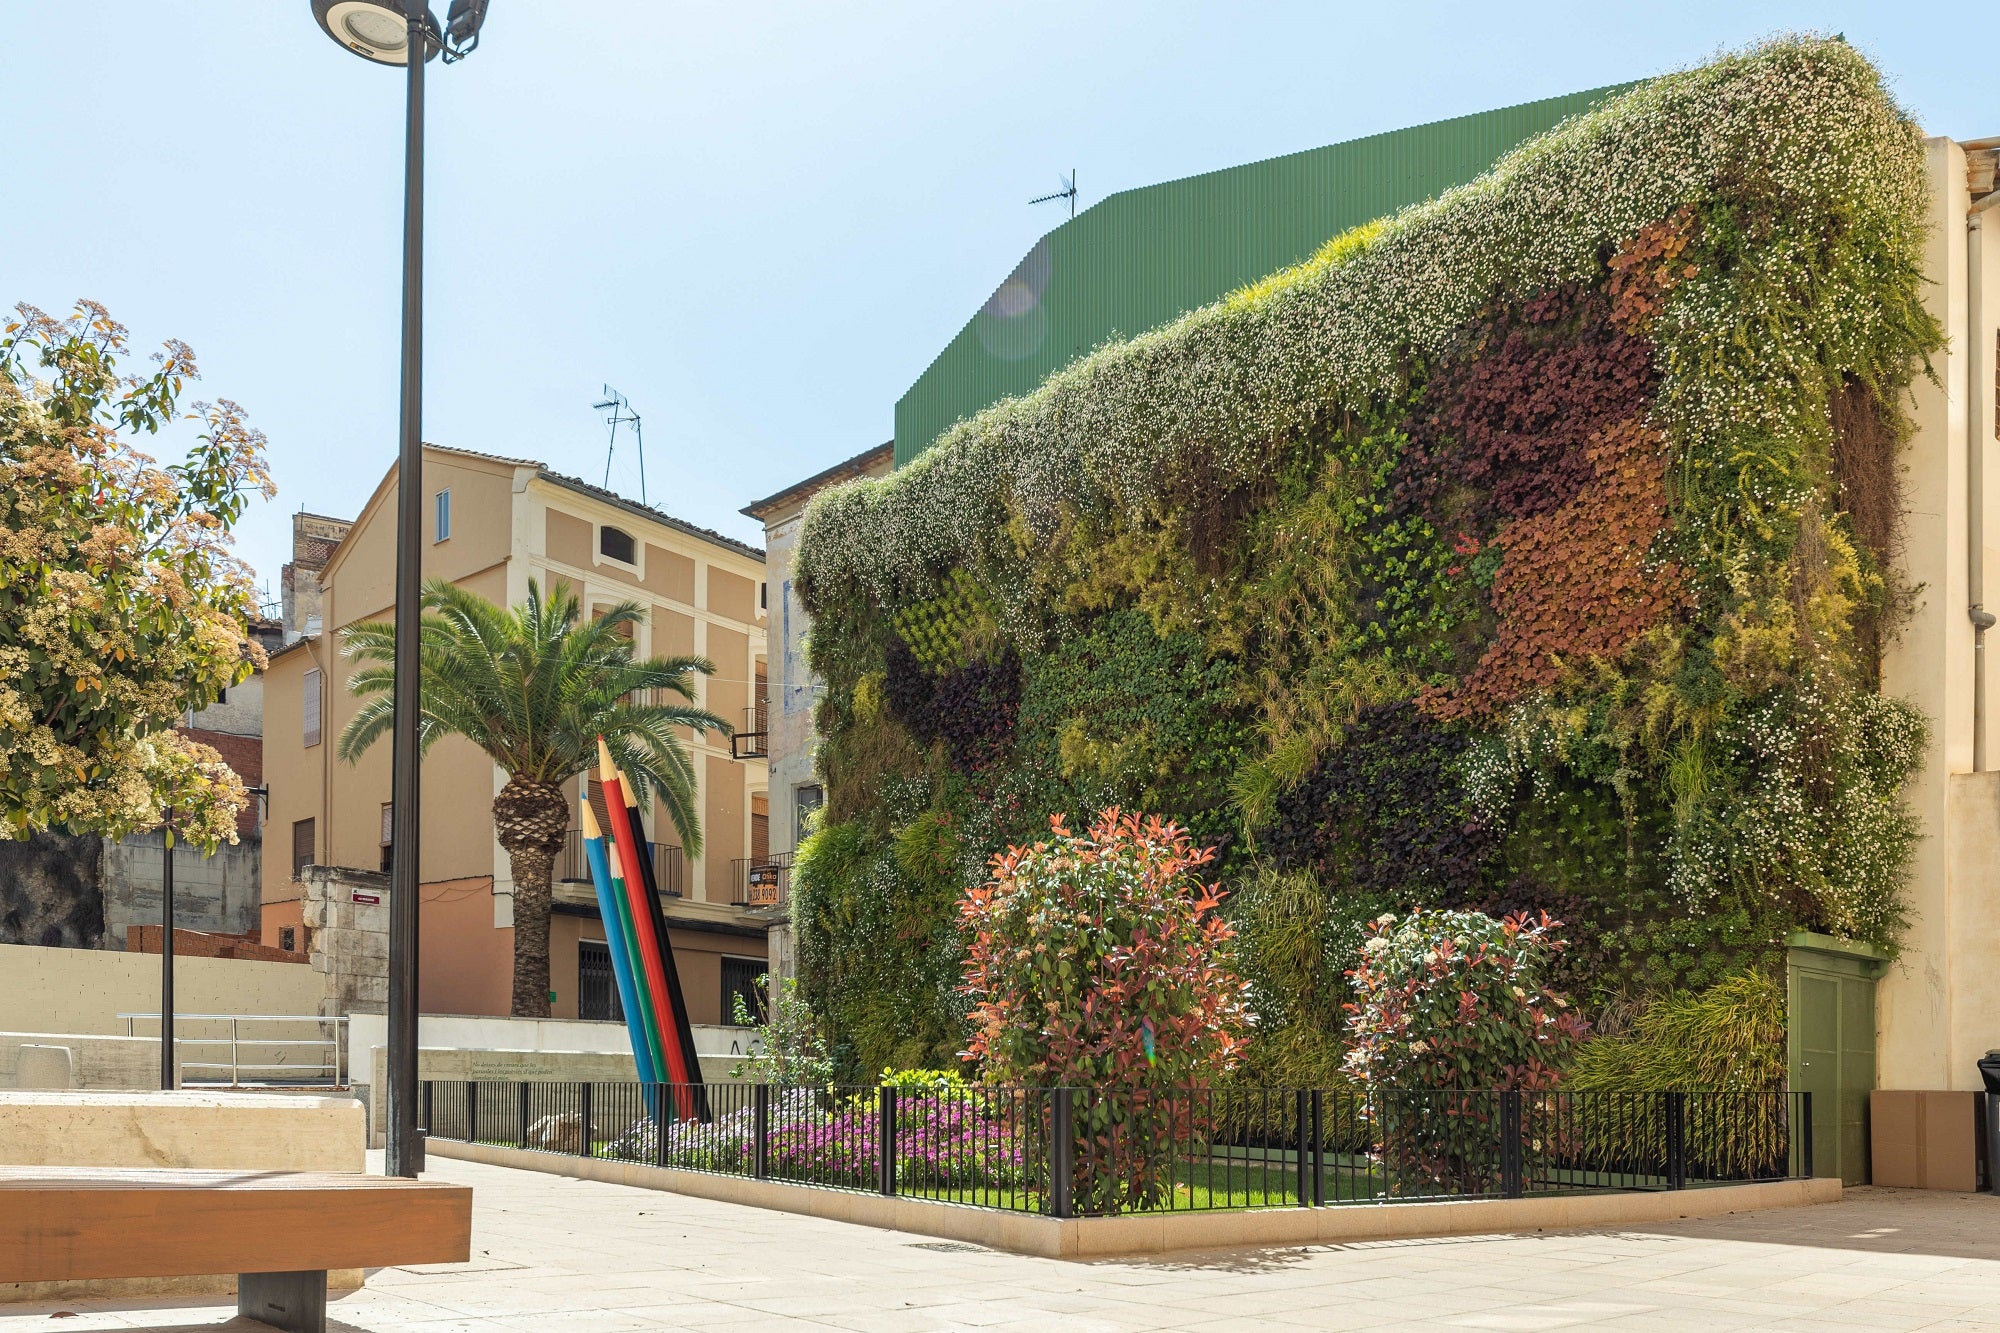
421,1080,1811,1218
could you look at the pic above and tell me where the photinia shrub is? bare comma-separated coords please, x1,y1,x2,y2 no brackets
1344,909,1591,1196
1343,909,1589,1091
961,808,1251,1212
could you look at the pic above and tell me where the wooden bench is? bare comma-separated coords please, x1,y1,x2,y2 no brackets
0,1166,472,1333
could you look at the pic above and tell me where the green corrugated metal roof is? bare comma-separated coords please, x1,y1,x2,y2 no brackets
894,83,1634,467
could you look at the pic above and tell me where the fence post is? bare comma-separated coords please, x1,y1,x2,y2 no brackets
1310,1089,1325,1207
877,1086,898,1196
753,1083,770,1180
466,1081,478,1144
655,1085,669,1169
1051,1087,1075,1219
1664,1091,1687,1190
1499,1090,1523,1199
1294,1090,1311,1207
1800,1090,1814,1179
422,1081,433,1138
518,1082,531,1149
579,1082,593,1158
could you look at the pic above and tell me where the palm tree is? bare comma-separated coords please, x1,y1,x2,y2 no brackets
338,577,726,1017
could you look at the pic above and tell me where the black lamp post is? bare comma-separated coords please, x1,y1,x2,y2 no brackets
159,811,175,1090
310,0,490,1179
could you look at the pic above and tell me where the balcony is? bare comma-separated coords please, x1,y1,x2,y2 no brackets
729,852,792,911
731,702,769,761
558,828,684,898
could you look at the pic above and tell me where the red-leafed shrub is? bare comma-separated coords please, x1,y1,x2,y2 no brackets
961,809,1250,1212
1345,909,1592,1195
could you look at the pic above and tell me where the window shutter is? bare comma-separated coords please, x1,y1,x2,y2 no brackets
380,802,394,845
302,669,322,748
291,818,315,878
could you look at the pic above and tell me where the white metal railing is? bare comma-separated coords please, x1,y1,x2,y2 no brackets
118,1013,348,1086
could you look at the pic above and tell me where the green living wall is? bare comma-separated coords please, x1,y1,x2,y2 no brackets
792,37,1942,1083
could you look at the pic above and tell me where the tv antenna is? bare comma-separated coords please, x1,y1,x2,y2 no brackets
1031,168,1077,219
593,385,645,504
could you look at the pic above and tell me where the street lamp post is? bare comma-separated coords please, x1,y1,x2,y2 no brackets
159,813,174,1090
310,0,489,1179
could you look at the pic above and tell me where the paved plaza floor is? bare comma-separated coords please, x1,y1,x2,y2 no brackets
6,1152,1998,1331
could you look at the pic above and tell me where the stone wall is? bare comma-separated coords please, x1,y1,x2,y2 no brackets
0,833,105,948
303,864,390,1016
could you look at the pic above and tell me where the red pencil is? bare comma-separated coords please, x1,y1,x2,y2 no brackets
596,738,696,1105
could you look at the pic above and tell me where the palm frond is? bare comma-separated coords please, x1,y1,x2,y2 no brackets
336,575,727,856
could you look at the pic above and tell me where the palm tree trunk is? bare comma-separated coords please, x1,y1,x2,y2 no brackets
504,840,557,1017
494,777,571,1019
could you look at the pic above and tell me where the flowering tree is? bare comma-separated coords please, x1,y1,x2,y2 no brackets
961,808,1250,1211
1344,909,1590,1195
0,303,273,848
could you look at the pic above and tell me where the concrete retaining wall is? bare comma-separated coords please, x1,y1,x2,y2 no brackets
362,1045,754,1147
0,943,321,1037
346,1012,763,1072
427,1137,1842,1259
0,1032,182,1090
101,829,262,949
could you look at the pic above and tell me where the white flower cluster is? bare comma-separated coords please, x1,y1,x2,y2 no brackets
1666,682,1926,940
795,36,1927,616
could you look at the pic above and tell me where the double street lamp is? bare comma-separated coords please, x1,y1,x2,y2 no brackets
309,0,491,1179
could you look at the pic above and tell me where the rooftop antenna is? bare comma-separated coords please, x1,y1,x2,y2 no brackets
592,385,645,505
1030,168,1077,220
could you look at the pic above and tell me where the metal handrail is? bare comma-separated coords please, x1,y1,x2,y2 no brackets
118,1013,348,1087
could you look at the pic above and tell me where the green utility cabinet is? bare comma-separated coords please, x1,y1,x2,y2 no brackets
1787,931,1889,1184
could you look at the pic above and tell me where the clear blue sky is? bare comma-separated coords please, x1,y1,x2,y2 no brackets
3,3,1989,597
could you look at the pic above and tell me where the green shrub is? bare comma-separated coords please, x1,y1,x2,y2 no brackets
1566,971,1786,1093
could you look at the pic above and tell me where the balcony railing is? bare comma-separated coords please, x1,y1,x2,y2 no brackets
729,852,792,910
732,701,769,760
559,828,684,898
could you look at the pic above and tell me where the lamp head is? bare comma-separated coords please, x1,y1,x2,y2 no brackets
311,0,439,66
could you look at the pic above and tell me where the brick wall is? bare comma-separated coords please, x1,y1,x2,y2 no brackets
127,924,305,964
178,726,263,838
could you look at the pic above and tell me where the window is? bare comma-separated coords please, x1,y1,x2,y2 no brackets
291,818,315,879
795,784,824,845
434,488,451,542
759,581,767,611
598,525,636,564
579,940,622,1022
215,687,227,705
721,957,768,1026
379,802,394,873
302,668,322,747
278,926,296,952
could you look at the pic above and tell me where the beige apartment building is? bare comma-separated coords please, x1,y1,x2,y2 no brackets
260,444,774,1025
742,442,893,984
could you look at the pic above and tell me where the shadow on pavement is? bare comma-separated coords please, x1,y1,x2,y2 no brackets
1610,1186,2000,1263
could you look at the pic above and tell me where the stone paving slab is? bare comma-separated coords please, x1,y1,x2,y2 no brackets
1,1153,1994,1331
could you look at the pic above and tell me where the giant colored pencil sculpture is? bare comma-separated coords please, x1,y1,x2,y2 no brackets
597,739,700,1116
580,799,662,1089
618,767,709,1121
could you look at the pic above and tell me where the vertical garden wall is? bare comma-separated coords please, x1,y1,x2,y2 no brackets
792,37,1943,1084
